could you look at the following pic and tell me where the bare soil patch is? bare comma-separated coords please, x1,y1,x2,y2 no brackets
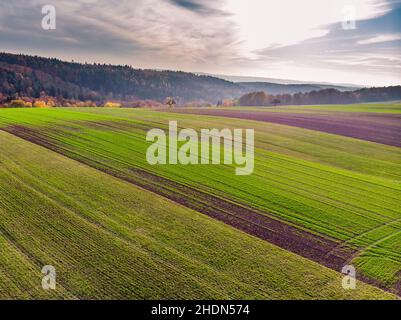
172,109,401,147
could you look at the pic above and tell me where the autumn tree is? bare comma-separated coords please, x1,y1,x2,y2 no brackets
165,97,176,108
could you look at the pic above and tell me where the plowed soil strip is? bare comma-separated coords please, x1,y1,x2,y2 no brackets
170,109,401,147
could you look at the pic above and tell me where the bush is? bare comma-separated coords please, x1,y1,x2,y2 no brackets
9,99,31,108
104,102,121,108
239,92,270,106
33,101,48,108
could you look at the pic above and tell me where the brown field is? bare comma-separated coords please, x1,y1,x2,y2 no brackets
171,108,401,147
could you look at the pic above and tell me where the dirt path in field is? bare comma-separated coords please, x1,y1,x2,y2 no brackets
169,109,401,147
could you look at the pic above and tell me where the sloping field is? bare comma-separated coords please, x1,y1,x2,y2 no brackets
169,104,401,147
0,131,391,300
214,102,401,114
0,105,401,297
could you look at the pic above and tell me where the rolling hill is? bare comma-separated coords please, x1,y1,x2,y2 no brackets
0,103,400,298
2,52,397,105
0,118,392,299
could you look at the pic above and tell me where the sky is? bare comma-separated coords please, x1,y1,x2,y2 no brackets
0,0,400,86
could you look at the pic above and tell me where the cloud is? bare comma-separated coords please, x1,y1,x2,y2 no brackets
170,0,205,11
247,1,401,85
169,0,224,15
0,0,240,68
222,0,393,53
0,0,400,85
357,33,401,44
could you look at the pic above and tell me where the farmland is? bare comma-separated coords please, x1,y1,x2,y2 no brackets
170,102,401,147
0,103,400,299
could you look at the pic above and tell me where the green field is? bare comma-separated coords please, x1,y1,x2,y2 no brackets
210,101,401,114
0,104,400,299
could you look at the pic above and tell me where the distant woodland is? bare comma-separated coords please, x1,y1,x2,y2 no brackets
237,87,401,106
1,52,400,108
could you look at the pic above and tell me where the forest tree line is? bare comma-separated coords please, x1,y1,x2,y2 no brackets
1,52,400,108
237,87,401,106
0,52,241,105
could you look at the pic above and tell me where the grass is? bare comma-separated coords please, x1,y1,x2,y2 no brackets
0,130,393,299
0,104,400,297
201,101,401,114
